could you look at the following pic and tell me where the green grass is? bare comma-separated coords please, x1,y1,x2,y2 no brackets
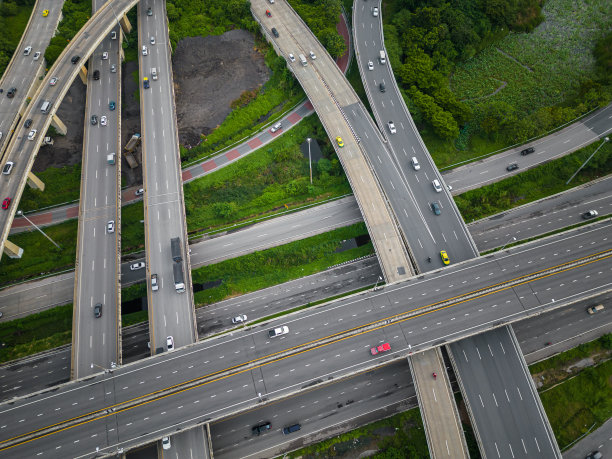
540,359,612,449
184,114,352,232
121,201,145,253
281,407,429,458
193,223,373,305
18,164,82,212
456,141,612,222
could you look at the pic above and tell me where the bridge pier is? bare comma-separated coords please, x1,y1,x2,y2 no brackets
51,113,67,135
78,65,87,85
27,171,45,191
3,239,24,259
119,14,132,34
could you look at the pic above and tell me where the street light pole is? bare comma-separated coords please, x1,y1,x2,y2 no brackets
566,136,609,185
91,363,113,374
306,137,312,185
17,210,61,249
374,275,383,290
500,236,516,251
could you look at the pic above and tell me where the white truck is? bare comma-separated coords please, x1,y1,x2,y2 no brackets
107,153,116,165
379,50,386,64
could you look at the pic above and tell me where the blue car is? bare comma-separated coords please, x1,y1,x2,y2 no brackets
109,101,115,111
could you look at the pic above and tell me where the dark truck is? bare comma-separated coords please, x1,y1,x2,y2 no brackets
173,263,186,293
171,237,182,262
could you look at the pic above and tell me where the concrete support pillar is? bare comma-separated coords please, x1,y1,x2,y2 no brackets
78,65,88,84
27,171,45,191
51,114,67,135
119,46,125,62
4,239,24,259
119,14,132,34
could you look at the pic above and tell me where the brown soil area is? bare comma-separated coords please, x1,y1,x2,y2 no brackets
121,60,142,186
172,29,270,147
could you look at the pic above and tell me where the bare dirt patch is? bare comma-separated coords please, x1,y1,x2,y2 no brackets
172,29,270,147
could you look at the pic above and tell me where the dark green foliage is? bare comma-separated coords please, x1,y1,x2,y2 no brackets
0,0,35,76
44,0,91,66
288,0,346,58
18,164,82,212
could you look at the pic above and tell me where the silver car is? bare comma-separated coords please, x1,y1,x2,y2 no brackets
130,261,145,270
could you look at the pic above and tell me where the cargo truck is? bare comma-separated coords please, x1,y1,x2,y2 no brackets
173,263,186,293
170,237,182,262
124,133,141,152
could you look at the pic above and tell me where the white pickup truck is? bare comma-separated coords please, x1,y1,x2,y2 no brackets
268,326,289,338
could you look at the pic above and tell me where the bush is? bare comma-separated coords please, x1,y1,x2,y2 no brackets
0,0,34,76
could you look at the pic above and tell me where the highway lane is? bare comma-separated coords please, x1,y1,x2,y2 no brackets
1,223,610,455
138,0,196,353
0,0,64,156
71,12,122,379
444,104,612,194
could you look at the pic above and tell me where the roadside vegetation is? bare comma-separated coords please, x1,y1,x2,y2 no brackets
44,0,91,66
18,164,82,212
184,114,352,232
455,141,612,222
0,0,34,77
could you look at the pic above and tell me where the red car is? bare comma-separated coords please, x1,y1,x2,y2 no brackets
370,342,391,355
2,197,11,210
265,9,271,17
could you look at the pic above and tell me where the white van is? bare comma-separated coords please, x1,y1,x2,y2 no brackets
40,100,51,114
432,179,442,192
411,157,420,170
151,68,158,80
379,50,386,64
299,54,307,66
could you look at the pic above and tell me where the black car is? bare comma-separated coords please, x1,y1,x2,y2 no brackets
581,210,598,219
283,423,301,435
71,55,80,64
506,163,519,171
94,303,102,318
91,115,98,125
252,422,271,435
7,87,16,98
24,119,33,128
431,201,441,215
271,27,279,38
520,147,535,155
379,82,386,92
93,70,100,80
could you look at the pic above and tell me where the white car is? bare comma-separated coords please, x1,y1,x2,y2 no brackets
107,220,115,233
24,46,32,56
150,36,155,45
100,116,107,126
110,64,117,73
232,314,247,324
49,77,58,85
372,6,379,16
2,161,14,175
268,326,289,338
162,437,171,450
367,60,374,71
27,129,37,140
288,53,295,63
432,179,442,193
142,45,148,56
33,52,41,61
166,336,174,351
270,122,282,133
130,261,145,271
387,121,396,134
151,274,159,291
309,50,316,60
102,51,108,60
135,188,144,196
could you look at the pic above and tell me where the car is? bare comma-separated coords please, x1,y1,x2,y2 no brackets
0,132,2,140
367,60,374,71
24,46,32,56
142,46,148,56
49,77,58,85
587,304,604,315
2,162,14,175
130,262,145,271
42,9,49,17
336,136,344,147
432,179,442,192
372,6,379,16
379,82,385,92
109,101,115,111
2,197,10,210
270,122,282,133
440,250,450,265
411,157,420,170
232,314,247,324
100,116,107,126
93,70,100,80
585,451,602,459
520,146,535,155
309,51,316,60
27,129,37,140
24,119,32,128
582,210,598,219
166,336,174,351
143,77,150,89
147,7,152,16
151,274,159,291
370,342,391,355
33,52,40,61
7,87,16,98
387,121,396,134
71,55,80,64
150,36,155,45
268,326,289,338
265,9,271,17
110,64,117,73
162,436,171,450
431,201,441,215
107,220,114,233
271,27,279,38
90,115,98,125
252,422,271,435
110,31,117,40
135,188,144,196
283,424,301,435
506,163,519,171
94,303,102,318
102,51,108,60
288,53,295,63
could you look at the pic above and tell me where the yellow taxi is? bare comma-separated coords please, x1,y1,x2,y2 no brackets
440,250,450,265
42,9,49,17
336,137,344,147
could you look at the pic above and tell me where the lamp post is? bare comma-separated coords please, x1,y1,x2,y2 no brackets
91,363,113,374
374,276,383,291
500,236,516,251
306,137,312,185
566,136,609,185
17,210,61,249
